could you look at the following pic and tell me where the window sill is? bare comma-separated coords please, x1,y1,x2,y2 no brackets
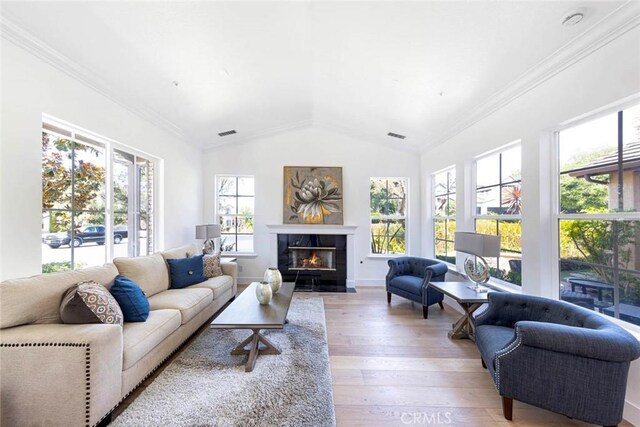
367,254,406,260
221,253,258,258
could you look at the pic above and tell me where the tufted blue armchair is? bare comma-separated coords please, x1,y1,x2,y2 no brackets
475,292,640,426
386,257,448,318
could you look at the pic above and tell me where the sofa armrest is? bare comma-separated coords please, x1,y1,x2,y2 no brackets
511,320,640,362
1,323,123,426
221,261,238,295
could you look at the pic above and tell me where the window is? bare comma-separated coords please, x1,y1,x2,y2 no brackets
474,144,522,285
557,103,640,326
41,121,156,272
370,178,407,255
433,167,456,263
216,176,255,253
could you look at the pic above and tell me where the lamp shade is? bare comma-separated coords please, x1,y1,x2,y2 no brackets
195,224,221,239
454,232,500,258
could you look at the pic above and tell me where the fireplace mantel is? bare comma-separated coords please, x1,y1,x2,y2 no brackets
266,224,358,235
266,224,358,289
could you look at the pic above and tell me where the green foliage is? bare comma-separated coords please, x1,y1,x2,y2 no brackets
42,132,106,232
370,179,406,216
42,261,86,273
371,220,405,254
559,175,608,213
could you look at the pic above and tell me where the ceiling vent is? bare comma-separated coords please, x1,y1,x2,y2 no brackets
218,130,237,137
387,132,406,140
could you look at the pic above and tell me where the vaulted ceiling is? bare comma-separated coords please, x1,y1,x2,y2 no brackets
1,1,634,151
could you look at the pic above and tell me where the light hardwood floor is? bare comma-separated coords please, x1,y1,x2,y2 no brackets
318,286,632,427
112,285,632,426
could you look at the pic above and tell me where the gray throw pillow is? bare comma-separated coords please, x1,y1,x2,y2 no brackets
203,253,224,278
60,281,124,326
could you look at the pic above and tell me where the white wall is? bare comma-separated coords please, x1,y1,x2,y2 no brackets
0,40,203,281
202,127,421,284
420,26,640,424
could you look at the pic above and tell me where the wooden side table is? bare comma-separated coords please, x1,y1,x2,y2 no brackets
428,281,495,340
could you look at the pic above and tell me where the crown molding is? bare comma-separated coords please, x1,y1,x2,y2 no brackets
0,16,190,144
203,119,313,152
422,1,640,153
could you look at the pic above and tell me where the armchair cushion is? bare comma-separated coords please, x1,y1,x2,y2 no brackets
388,275,423,296
475,325,515,374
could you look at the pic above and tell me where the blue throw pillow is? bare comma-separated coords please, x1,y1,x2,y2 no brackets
167,255,207,289
110,275,150,322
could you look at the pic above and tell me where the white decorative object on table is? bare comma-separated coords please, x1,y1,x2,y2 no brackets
264,267,283,293
255,281,272,305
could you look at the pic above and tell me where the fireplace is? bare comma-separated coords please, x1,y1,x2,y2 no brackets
277,234,346,292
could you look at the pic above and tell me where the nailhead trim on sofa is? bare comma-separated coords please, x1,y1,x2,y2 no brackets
1,343,91,426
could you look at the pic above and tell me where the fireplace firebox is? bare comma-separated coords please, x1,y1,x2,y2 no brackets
277,234,346,292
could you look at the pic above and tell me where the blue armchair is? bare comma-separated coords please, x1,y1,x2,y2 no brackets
475,292,640,426
386,257,448,318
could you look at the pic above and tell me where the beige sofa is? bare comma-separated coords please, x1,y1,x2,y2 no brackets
0,244,237,427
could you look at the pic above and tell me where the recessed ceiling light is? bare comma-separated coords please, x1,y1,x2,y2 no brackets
561,8,586,26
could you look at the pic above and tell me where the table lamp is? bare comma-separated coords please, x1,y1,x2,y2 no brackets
195,224,221,255
454,232,501,292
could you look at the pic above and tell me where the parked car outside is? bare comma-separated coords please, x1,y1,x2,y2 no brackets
42,225,128,248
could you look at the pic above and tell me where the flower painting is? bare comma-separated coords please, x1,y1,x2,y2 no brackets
284,166,343,225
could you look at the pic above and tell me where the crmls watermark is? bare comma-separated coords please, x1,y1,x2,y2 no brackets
400,411,453,425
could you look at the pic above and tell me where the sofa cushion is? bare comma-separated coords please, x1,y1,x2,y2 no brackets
60,281,124,326
389,275,423,295
203,253,223,278
161,244,198,261
147,288,213,324
0,263,119,328
122,309,181,370
475,324,516,374
110,276,150,322
113,253,169,297
191,275,234,299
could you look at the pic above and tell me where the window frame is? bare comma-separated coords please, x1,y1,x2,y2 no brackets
432,166,456,265
369,177,409,256
41,116,159,271
215,174,255,255
472,141,523,288
552,101,640,328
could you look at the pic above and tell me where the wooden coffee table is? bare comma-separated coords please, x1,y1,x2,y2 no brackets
211,282,295,372
428,281,495,340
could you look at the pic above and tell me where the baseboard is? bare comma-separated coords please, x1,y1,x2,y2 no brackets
355,279,385,286
624,399,640,426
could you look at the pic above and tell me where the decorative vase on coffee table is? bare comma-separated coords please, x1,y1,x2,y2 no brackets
255,281,272,305
264,267,283,293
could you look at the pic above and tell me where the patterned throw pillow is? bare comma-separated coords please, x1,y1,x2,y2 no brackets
203,253,223,278
60,281,124,326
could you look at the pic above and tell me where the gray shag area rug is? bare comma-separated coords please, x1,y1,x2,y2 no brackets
111,297,335,427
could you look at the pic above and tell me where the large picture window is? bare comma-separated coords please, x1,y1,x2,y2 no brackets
474,144,522,285
41,122,156,272
370,177,407,255
216,175,255,253
558,103,640,326
433,167,456,263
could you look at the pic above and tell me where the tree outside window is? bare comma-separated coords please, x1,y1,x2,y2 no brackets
216,176,255,253
474,144,522,285
433,167,456,263
558,103,640,325
370,178,407,255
